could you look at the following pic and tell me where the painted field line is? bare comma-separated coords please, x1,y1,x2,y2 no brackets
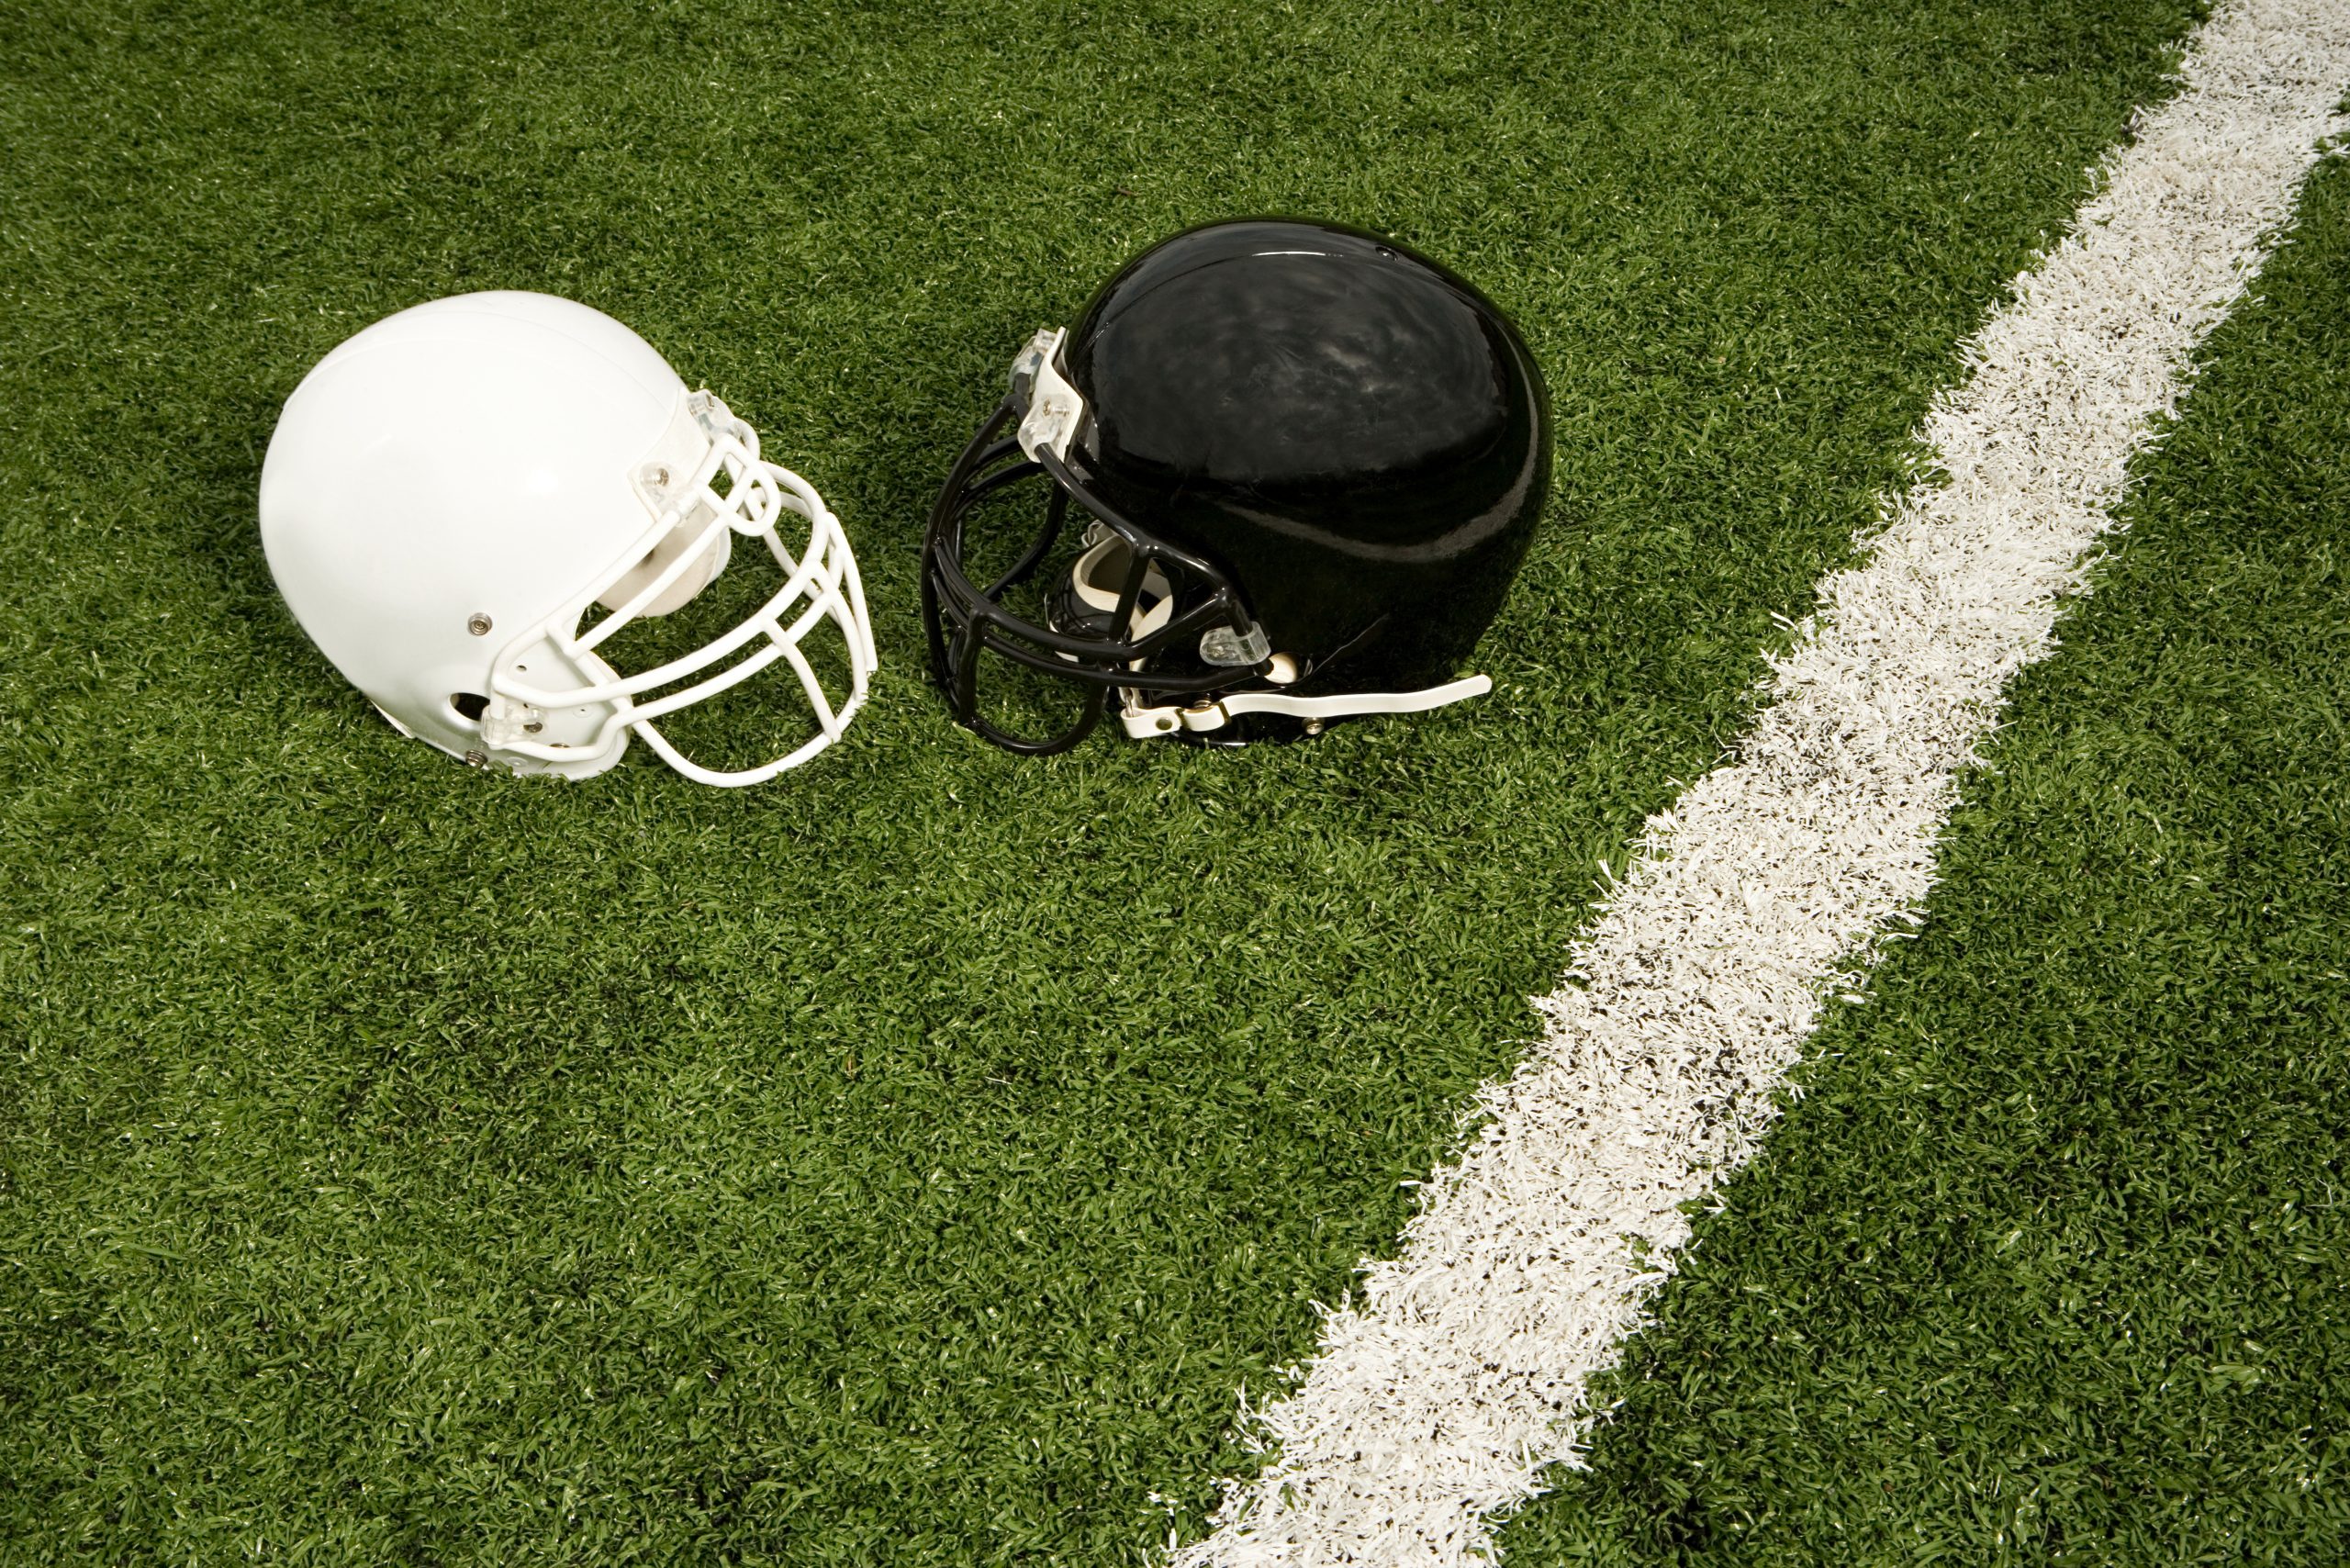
1170,3,2350,1562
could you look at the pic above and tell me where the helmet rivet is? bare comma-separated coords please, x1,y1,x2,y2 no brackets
467,612,493,636
1303,719,1326,738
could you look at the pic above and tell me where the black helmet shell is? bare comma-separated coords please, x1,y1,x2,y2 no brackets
1064,219,1550,689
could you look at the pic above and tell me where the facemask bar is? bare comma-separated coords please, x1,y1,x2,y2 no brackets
921,342,1266,756
487,393,878,786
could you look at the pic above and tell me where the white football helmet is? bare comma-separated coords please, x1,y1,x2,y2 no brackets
259,291,877,786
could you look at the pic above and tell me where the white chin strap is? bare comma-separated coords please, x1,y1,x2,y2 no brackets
1116,674,1492,740
1066,528,1492,742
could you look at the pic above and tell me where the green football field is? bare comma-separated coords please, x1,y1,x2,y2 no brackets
5,0,2346,1562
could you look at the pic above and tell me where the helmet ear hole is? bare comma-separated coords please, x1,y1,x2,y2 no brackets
450,691,490,724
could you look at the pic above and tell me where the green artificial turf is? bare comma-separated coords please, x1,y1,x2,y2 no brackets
0,0,2236,1562
1500,143,2350,1565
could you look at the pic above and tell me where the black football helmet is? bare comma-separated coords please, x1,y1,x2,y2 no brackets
921,218,1551,755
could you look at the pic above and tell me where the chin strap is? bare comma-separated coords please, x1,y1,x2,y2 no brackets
1117,674,1493,740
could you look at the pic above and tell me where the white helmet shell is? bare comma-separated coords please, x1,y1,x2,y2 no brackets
259,291,876,786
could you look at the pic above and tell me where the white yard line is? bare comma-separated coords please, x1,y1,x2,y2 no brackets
1170,3,2350,1562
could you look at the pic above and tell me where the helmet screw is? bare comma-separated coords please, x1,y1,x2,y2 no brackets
467,612,493,636
463,749,488,767
1303,719,1326,737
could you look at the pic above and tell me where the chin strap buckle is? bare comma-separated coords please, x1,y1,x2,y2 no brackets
1117,674,1494,740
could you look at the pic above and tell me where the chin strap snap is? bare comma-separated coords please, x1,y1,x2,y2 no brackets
1117,674,1493,740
